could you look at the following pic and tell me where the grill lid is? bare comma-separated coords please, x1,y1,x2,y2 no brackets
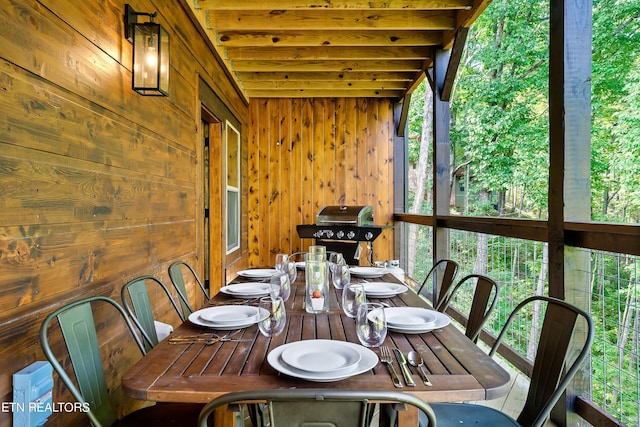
316,205,373,226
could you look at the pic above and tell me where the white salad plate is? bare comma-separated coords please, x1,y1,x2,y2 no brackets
349,266,387,278
361,282,408,298
383,307,450,334
268,340,378,382
237,268,279,279
280,340,361,374
220,282,271,298
189,306,268,329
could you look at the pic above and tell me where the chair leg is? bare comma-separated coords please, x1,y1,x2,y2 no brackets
247,403,267,427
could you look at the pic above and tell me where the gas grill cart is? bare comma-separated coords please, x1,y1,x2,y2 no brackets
296,205,388,265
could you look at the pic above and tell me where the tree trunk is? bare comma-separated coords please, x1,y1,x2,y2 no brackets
407,86,434,278
473,190,490,275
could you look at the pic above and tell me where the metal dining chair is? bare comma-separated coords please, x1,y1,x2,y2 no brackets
421,295,594,427
435,273,500,343
121,275,185,350
168,260,209,318
40,296,203,427
198,389,437,427
416,259,459,309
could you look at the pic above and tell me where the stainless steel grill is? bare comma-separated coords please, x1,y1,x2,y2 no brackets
296,205,385,264
316,205,373,226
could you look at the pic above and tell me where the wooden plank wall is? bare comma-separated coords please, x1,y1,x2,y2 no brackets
247,98,396,268
0,1,247,426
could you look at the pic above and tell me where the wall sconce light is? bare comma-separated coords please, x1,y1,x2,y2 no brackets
124,4,169,96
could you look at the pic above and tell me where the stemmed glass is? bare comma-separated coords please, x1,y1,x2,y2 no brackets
269,270,291,301
342,283,366,318
356,303,387,347
258,297,287,337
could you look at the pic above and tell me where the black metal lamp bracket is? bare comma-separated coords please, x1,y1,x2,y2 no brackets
124,4,158,42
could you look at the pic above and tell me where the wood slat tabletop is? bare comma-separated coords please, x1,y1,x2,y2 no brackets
122,271,511,405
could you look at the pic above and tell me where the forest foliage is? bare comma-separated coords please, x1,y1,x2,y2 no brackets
408,0,640,223
406,0,640,424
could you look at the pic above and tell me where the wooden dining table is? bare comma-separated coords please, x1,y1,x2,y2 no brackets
122,269,511,424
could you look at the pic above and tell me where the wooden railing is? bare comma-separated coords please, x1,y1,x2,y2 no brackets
396,213,635,427
394,213,640,257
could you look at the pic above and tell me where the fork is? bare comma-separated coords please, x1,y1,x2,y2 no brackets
168,329,244,345
380,345,403,388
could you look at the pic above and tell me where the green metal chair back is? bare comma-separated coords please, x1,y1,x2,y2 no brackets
40,296,146,427
198,389,437,427
168,261,209,318
121,275,184,351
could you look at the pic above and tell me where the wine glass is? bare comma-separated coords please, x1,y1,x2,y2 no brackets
329,252,344,270
341,283,366,318
285,259,297,284
275,253,289,271
269,270,291,301
332,264,351,290
258,297,287,337
356,303,387,347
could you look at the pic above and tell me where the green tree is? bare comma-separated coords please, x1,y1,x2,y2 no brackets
451,0,549,217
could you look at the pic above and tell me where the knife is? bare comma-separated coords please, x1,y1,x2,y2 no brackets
394,348,416,387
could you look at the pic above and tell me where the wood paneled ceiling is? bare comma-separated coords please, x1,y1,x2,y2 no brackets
187,0,492,100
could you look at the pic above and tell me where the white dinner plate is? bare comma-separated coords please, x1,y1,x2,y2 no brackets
220,282,271,298
349,267,387,278
295,261,305,270
281,340,361,373
361,282,408,298
384,307,437,328
383,308,450,334
199,306,258,324
268,340,378,382
237,268,279,279
188,306,268,329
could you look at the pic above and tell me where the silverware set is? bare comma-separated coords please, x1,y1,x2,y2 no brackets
212,297,263,306
168,329,250,345
379,345,432,387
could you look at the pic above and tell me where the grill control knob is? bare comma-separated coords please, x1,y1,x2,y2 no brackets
326,230,334,238
347,231,356,240
365,232,374,240
336,231,345,239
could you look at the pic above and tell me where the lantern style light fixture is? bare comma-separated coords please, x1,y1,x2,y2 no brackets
124,4,169,96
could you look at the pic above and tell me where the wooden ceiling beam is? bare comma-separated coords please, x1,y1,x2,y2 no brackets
216,30,443,47
241,80,409,90
224,46,431,61
236,71,418,82
442,0,493,48
245,89,405,98
231,59,425,72
206,10,455,31
441,27,468,100
197,0,473,10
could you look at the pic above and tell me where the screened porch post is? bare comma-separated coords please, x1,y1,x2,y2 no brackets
432,49,452,291
549,0,593,424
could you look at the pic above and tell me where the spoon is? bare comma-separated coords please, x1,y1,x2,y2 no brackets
407,350,432,386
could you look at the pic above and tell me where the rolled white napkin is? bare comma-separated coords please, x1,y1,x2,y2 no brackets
154,320,174,342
